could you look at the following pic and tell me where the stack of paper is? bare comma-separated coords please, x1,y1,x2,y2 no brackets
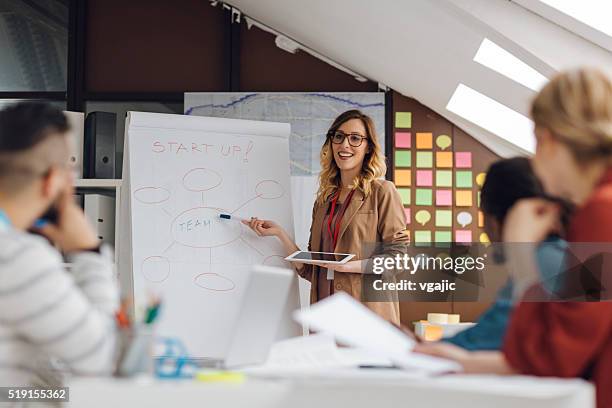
293,292,461,374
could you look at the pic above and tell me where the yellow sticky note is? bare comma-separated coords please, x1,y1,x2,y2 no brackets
456,190,473,207
416,133,433,149
395,169,411,186
436,151,453,168
424,324,444,341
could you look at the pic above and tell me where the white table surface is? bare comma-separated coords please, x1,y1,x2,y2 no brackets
65,371,594,408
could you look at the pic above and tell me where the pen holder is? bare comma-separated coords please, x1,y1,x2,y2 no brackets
115,324,155,377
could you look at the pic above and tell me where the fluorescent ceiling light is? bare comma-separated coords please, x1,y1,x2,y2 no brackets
446,84,535,153
473,39,548,91
539,0,612,36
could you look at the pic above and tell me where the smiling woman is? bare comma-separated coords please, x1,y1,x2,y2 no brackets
243,110,409,324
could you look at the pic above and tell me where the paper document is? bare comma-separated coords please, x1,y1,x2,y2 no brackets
293,292,461,374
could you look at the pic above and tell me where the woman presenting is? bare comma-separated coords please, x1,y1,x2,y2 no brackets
244,109,409,324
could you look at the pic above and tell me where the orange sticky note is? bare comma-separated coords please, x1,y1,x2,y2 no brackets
478,210,484,227
436,151,453,168
456,190,473,207
424,324,444,341
416,133,433,149
395,169,411,186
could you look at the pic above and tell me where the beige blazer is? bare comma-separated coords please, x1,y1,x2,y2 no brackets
298,179,409,325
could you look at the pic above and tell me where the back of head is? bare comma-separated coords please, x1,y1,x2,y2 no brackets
481,157,544,222
0,102,70,193
531,67,612,163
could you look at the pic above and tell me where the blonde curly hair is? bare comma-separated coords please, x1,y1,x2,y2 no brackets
316,110,386,205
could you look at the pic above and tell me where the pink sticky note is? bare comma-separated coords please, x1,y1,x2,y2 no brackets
395,132,411,148
455,230,472,243
436,190,452,206
404,208,411,224
416,170,433,186
455,152,472,168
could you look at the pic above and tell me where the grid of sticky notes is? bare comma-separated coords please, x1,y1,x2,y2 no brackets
394,111,480,247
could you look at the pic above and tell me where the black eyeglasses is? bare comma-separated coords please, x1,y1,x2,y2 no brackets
328,130,368,147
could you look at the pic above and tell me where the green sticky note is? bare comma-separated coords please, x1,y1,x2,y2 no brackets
397,188,411,205
395,112,412,128
456,171,473,188
395,150,411,167
415,188,432,206
435,210,452,227
478,191,481,207
414,230,431,247
436,170,452,187
434,231,452,248
416,152,433,168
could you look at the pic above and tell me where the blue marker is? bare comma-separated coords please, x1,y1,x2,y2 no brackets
219,213,250,222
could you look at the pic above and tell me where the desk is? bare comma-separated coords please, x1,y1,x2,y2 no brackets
66,372,594,408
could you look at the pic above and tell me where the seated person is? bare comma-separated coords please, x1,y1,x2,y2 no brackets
443,157,568,350
0,102,119,387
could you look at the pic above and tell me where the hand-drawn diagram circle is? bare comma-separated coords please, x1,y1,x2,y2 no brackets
194,273,236,292
262,254,287,267
141,256,170,283
255,180,284,199
134,187,171,204
171,206,242,248
182,168,222,192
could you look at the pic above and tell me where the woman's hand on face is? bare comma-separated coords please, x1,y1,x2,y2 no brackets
502,198,560,243
242,217,284,238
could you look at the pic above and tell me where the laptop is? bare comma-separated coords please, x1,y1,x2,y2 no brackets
222,265,302,368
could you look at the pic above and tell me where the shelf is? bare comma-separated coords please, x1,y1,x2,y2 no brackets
75,179,122,188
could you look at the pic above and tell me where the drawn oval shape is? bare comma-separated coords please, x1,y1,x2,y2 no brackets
171,207,242,248
182,168,222,192
262,255,288,268
255,180,284,199
194,273,235,292
141,256,170,283
134,187,171,204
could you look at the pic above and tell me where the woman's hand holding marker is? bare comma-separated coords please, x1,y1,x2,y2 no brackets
242,217,284,238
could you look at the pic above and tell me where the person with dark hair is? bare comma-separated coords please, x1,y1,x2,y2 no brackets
0,102,119,388
442,157,568,350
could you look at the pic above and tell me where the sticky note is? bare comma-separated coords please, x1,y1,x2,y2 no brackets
456,171,473,188
436,189,452,206
414,230,431,247
404,208,411,224
397,188,411,205
415,189,433,206
395,150,411,167
455,152,472,168
436,151,453,168
395,112,412,128
434,231,452,248
455,230,473,243
416,133,433,149
416,152,433,168
436,170,452,187
456,190,472,207
395,132,411,148
435,210,452,227
395,169,411,186
478,211,484,227
416,170,432,186
478,191,481,207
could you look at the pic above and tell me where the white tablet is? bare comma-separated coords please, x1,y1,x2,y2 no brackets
285,251,355,265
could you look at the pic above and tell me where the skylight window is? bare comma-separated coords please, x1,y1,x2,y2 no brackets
446,84,535,153
473,39,548,92
539,0,612,37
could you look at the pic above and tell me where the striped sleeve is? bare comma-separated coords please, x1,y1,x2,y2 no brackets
0,238,119,375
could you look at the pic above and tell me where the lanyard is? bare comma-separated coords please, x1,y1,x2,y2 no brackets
325,189,355,250
0,209,11,227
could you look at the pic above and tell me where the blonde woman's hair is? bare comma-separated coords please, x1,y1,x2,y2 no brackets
316,110,386,204
531,67,612,163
